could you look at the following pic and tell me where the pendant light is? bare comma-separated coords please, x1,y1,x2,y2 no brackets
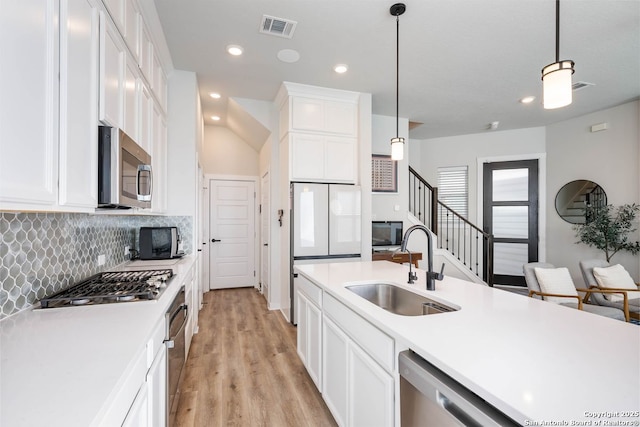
541,0,575,109
390,3,406,161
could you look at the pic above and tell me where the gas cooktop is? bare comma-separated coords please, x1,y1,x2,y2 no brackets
38,269,174,309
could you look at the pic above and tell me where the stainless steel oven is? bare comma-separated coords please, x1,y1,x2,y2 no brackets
165,286,187,426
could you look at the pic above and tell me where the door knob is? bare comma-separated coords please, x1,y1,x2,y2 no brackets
211,238,221,243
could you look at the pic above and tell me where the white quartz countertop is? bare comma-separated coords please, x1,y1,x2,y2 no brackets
0,256,195,427
295,261,640,426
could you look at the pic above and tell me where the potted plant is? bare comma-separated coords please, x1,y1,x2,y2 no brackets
574,203,640,262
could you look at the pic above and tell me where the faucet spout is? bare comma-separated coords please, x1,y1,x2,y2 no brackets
400,225,444,290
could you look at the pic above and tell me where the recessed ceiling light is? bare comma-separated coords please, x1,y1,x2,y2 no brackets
211,115,221,121
277,49,300,63
334,64,348,74
209,92,221,99
520,96,536,104
226,45,243,56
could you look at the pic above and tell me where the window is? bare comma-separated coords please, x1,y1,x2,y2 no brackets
438,166,468,218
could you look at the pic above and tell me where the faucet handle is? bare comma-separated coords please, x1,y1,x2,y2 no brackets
435,263,445,280
408,271,418,284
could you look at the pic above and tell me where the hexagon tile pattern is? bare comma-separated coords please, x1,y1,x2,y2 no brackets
0,213,192,319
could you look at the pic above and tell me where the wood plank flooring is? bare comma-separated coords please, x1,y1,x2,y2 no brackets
174,288,337,427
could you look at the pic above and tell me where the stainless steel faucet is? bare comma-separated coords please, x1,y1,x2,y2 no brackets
400,224,445,290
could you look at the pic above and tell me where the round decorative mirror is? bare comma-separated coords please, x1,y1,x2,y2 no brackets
555,180,607,224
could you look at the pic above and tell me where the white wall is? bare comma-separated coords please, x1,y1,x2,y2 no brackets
201,125,259,176
412,100,640,284
414,126,546,225
546,100,640,283
371,114,410,224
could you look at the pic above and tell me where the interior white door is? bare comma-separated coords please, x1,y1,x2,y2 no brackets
260,172,270,302
209,179,255,289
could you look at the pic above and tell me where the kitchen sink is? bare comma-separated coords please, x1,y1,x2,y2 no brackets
346,283,458,316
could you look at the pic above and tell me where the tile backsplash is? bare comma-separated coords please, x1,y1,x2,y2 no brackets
0,212,192,319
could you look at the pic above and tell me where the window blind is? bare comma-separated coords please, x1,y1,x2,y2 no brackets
437,166,468,218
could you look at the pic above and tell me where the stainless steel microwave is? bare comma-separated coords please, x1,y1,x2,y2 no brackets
98,126,152,209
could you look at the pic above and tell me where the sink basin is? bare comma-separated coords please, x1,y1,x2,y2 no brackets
346,283,458,316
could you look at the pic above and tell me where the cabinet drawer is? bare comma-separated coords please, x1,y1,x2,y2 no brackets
324,293,394,373
297,273,323,307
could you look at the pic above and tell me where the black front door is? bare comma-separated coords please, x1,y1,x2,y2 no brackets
483,160,539,286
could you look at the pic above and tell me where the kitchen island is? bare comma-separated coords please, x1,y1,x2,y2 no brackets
0,256,196,427
295,260,640,426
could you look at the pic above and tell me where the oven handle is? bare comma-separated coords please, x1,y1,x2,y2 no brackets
164,304,188,349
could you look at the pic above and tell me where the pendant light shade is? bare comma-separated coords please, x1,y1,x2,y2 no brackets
390,3,406,161
542,0,575,109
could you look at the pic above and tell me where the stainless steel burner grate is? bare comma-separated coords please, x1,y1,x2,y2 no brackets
39,269,174,309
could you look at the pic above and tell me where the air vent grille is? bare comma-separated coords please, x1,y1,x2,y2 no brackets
572,81,595,91
260,15,297,38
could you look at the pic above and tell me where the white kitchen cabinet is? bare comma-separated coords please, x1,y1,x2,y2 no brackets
322,293,395,427
138,20,154,85
122,382,150,427
290,96,358,136
102,0,124,32
290,133,356,183
153,52,167,112
348,341,394,427
147,338,167,427
138,83,152,153
184,265,197,358
152,103,167,213
322,315,349,427
296,274,323,390
58,0,99,208
0,0,59,207
297,291,322,390
123,0,140,61
99,11,125,128
123,57,139,139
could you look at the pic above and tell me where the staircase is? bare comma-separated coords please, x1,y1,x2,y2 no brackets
408,166,494,286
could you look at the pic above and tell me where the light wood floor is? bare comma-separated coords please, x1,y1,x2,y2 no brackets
174,288,337,427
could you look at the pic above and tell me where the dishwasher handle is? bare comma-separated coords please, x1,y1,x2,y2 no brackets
164,304,188,349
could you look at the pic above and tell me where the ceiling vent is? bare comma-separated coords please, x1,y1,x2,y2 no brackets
260,15,297,38
572,81,595,91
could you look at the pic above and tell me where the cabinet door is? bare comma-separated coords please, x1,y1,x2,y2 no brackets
324,136,356,182
324,100,357,136
99,13,124,128
306,300,322,390
296,291,308,365
291,133,324,181
291,97,324,131
122,382,150,427
138,84,152,153
147,346,167,427
0,0,58,206
138,22,153,83
59,0,99,208
123,57,138,139
102,0,124,31
152,104,167,213
322,315,348,427
123,0,140,60
348,343,394,427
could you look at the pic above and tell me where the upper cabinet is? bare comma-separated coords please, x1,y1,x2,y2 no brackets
0,0,169,213
277,83,361,184
0,0,59,207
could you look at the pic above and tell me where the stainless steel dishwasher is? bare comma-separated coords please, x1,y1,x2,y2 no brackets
399,350,520,426
165,286,188,426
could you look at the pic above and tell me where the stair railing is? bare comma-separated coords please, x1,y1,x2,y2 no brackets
408,166,494,286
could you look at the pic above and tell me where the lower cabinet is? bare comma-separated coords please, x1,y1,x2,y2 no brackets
122,383,149,427
147,343,167,426
322,309,394,427
296,290,322,390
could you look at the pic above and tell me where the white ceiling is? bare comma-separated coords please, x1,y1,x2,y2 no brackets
153,0,640,141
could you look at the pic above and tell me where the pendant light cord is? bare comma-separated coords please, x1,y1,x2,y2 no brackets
555,0,560,62
395,13,400,138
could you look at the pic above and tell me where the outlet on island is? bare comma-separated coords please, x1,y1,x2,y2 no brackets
124,246,130,256
97,254,106,266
